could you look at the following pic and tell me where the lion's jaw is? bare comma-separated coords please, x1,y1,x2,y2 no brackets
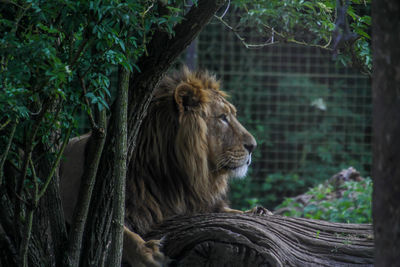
228,154,252,179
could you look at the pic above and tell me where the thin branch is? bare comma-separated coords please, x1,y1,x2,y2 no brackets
78,75,97,130
140,3,155,56
215,15,333,50
37,107,77,200
68,12,111,69
14,98,53,243
62,110,106,267
19,206,33,267
69,36,90,69
215,15,278,49
19,158,38,267
11,2,32,34
13,191,30,207
29,158,39,204
0,121,17,186
0,228,18,266
0,118,11,131
0,0,24,8
262,23,332,49
17,98,53,197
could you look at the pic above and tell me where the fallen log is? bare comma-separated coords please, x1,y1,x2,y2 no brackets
146,213,373,267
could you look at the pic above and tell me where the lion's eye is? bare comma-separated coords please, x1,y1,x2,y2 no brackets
219,114,228,123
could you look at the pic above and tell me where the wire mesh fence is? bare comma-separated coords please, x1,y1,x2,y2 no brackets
195,16,372,209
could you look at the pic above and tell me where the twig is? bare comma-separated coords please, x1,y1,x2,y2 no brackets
78,74,97,130
215,15,333,50
19,206,33,267
214,15,277,49
14,99,52,240
0,0,23,8
29,158,39,204
11,2,32,34
69,36,90,69
19,158,38,267
262,22,332,49
37,106,78,200
0,121,17,186
0,118,11,131
18,98,53,196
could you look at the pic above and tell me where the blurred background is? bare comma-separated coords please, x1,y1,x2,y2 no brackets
182,13,371,212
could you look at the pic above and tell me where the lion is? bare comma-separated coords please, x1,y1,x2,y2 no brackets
60,67,257,266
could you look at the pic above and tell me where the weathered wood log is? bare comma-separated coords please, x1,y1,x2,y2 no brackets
146,213,374,267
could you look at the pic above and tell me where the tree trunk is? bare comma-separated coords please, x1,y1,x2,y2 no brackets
372,0,400,265
107,67,129,267
146,213,374,267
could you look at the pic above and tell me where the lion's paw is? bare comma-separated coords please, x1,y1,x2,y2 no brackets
245,206,273,216
123,229,169,267
140,239,167,267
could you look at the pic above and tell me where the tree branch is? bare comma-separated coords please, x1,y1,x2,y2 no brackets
37,109,76,200
146,213,374,266
0,121,17,186
215,14,333,50
106,66,129,267
62,112,106,267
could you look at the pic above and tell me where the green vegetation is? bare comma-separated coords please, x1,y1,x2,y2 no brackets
0,1,199,265
276,178,372,223
0,1,186,139
230,172,306,210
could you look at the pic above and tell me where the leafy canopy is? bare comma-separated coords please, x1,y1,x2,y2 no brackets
0,0,189,201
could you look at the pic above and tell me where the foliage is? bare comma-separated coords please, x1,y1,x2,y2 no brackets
0,1,190,265
230,172,307,210
228,0,371,74
276,178,372,223
0,0,188,187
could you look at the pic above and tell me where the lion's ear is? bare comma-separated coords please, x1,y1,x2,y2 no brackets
174,83,208,113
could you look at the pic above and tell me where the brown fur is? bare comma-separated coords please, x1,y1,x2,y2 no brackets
60,67,256,266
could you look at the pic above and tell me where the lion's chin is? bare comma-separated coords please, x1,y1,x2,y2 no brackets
229,164,249,179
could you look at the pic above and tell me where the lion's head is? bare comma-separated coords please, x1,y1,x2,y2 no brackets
126,67,256,234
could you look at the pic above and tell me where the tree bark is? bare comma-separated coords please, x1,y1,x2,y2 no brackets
146,213,374,267
62,118,106,267
372,0,400,266
107,67,129,267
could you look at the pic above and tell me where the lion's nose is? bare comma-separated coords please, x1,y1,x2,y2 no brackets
244,143,256,153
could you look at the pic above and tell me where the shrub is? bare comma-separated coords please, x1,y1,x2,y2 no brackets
275,178,372,223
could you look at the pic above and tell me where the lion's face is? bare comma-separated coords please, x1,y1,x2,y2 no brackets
172,69,256,182
206,92,256,179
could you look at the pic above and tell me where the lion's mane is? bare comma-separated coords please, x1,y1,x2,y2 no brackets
125,68,230,235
